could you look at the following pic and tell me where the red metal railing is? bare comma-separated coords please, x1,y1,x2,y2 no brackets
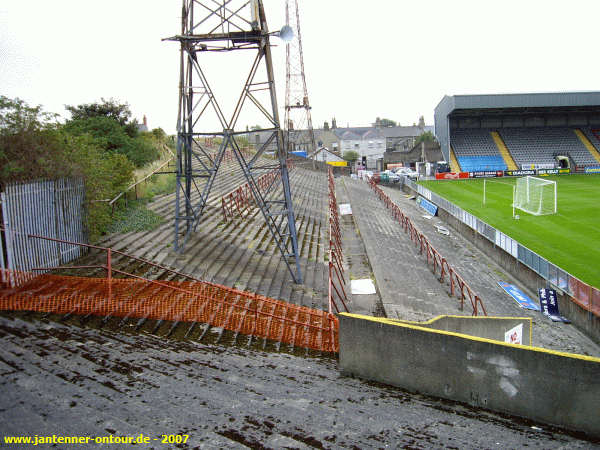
368,179,487,316
328,168,349,314
0,228,339,352
208,148,254,163
221,160,295,221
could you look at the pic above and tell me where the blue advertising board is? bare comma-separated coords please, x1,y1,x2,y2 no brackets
498,282,540,311
585,166,600,174
416,196,438,216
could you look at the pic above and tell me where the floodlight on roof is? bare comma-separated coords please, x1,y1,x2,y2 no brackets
277,25,294,42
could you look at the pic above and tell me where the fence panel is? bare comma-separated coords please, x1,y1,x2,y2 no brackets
592,288,600,316
0,178,86,276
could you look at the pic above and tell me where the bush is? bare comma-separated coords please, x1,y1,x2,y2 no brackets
0,96,135,241
64,116,159,168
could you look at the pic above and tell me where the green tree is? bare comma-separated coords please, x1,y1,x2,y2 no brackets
0,96,134,240
342,150,359,163
378,118,396,127
0,96,72,181
64,99,160,167
65,97,138,137
414,131,436,146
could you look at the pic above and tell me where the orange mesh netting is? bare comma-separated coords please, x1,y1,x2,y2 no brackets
0,270,339,353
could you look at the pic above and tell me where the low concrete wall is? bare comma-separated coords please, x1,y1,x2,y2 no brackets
339,313,600,438
400,183,600,345
392,315,532,345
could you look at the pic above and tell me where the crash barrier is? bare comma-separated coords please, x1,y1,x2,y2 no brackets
208,148,254,164
327,168,349,314
0,230,338,353
405,179,600,319
339,313,600,439
221,160,295,221
368,179,486,316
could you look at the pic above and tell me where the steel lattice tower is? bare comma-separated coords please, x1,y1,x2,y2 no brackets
165,0,303,283
284,0,316,158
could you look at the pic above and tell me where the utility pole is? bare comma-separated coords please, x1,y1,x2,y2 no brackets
284,0,317,168
165,0,303,283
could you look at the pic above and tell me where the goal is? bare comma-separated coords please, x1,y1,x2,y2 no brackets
514,176,557,216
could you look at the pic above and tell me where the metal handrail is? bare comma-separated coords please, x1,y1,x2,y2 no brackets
368,179,487,316
327,168,349,314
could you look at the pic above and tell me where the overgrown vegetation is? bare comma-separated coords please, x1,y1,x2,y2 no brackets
0,96,172,242
107,200,164,234
64,98,160,167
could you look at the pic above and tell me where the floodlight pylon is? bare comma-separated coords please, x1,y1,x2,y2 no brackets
164,0,303,283
284,0,317,159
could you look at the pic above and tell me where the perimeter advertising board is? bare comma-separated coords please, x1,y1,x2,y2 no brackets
469,171,504,178
536,169,559,176
504,169,536,176
505,168,567,176
435,172,470,180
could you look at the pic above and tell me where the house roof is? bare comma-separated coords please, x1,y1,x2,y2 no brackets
380,126,433,138
334,126,431,140
314,147,345,161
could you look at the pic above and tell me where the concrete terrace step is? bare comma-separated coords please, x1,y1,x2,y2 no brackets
344,179,460,322
2,316,592,448
62,167,329,315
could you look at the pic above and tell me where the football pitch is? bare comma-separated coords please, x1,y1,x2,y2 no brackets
419,175,600,288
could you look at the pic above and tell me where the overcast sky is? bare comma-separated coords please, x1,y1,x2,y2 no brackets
2,0,600,133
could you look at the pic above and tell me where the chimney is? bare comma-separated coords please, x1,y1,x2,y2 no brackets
143,115,148,127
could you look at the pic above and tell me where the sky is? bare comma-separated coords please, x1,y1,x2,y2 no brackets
2,0,600,134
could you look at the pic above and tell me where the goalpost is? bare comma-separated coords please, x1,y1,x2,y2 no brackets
514,176,557,216
483,179,517,218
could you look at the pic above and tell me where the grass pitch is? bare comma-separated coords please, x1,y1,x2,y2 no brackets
419,175,600,288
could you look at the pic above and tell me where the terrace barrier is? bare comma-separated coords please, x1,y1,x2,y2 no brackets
368,179,486,316
327,168,349,314
0,228,339,353
221,160,295,221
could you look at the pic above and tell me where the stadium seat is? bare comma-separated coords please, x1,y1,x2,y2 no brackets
499,127,597,168
451,129,508,171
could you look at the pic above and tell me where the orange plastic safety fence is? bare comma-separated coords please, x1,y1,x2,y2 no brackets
0,270,339,353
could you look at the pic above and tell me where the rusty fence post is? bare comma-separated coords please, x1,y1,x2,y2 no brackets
107,248,112,306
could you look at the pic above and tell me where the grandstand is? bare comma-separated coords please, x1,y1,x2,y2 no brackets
435,92,600,172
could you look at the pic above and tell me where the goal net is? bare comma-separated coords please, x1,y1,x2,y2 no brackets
514,176,557,216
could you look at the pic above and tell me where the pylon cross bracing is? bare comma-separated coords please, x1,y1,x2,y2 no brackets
164,0,303,283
